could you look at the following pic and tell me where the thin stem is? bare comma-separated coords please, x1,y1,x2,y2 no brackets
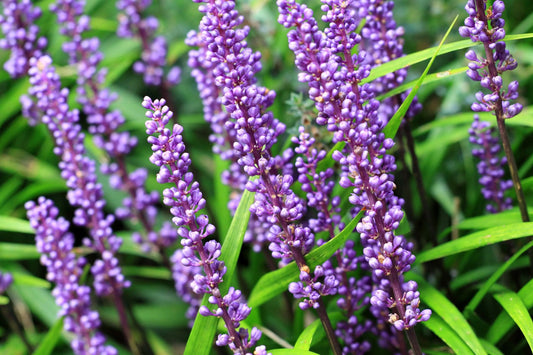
317,298,343,355
112,291,141,355
1,303,33,353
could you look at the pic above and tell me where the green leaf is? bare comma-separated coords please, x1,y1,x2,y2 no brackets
362,33,533,84
269,349,320,355
248,211,363,309
422,314,474,355
479,339,504,355
486,279,533,344
213,154,232,240
0,243,40,260
493,291,533,351
409,273,487,355
33,317,64,355
383,15,459,139
122,266,171,280
12,272,51,288
415,222,533,264
464,240,533,313
0,295,9,305
294,312,344,350
0,216,34,234
184,186,255,355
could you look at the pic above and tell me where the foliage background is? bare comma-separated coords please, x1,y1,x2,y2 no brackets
0,0,533,354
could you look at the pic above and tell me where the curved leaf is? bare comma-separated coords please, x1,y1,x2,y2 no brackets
493,291,533,351
33,317,64,355
422,314,474,355
409,273,487,355
465,240,533,313
383,15,458,139
0,243,40,260
294,312,344,351
0,216,34,234
415,222,533,264
486,279,533,344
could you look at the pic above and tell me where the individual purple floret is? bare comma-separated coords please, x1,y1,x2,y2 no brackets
26,197,116,355
0,0,47,77
50,0,173,255
469,115,512,213
116,0,180,86
278,0,430,352
20,55,129,297
143,96,267,355
0,272,13,294
459,0,522,119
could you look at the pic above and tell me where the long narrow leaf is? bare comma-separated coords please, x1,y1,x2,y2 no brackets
248,211,363,309
0,243,40,260
362,33,533,84
422,314,474,355
464,240,533,313
493,291,533,351
184,187,255,355
269,349,320,355
383,15,459,139
0,216,34,234
486,279,533,344
415,222,533,264
294,312,344,351
32,317,65,355
409,273,487,355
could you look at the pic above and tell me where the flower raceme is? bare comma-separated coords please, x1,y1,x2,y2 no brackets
143,96,268,355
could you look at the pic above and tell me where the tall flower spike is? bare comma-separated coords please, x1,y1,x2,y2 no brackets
469,115,512,213
116,0,180,86
278,1,431,353
26,197,116,355
51,0,174,255
143,97,267,355
459,0,528,222
0,0,47,77
21,55,130,297
190,1,342,352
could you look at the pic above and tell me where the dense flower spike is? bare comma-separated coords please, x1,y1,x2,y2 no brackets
143,96,267,355
51,0,172,254
278,0,430,352
469,115,512,213
459,0,528,223
459,0,522,118
190,1,344,352
0,0,47,77
20,55,129,296
26,197,116,355
116,0,180,86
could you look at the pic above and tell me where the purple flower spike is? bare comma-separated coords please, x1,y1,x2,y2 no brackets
21,55,129,297
26,197,117,355
459,0,522,119
0,0,47,77
143,96,267,355
469,115,512,213
279,0,430,351
116,0,178,86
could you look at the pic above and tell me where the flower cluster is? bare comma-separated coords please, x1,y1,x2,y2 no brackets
26,197,116,355
459,0,522,118
278,0,431,351
143,96,267,355
21,55,129,296
116,0,180,86
51,0,173,254
469,115,512,213
0,0,47,77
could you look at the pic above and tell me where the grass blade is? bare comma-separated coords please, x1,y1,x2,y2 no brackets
33,317,64,355
464,240,533,313
486,279,533,344
0,243,40,260
269,349,320,355
409,273,487,355
422,314,474,355
415,222,533,264
184,186,255,355
0,216,34,234
383,15,459,139
493,291,533,351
